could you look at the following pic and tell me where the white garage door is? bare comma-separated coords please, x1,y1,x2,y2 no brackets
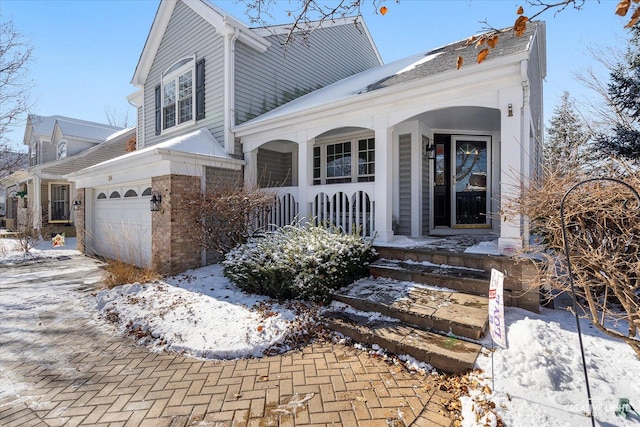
92,184,152,268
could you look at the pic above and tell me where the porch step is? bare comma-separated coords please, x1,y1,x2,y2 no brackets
324,309,482,373
332,277,488,340
370,258,492,298
322,277,488,373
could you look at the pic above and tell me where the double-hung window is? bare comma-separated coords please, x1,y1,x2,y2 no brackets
313,135,375,185
155,57,205,134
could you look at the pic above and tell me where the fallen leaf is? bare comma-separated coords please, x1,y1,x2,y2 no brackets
517,5,524,14
380,6,388,15
257,325,264,332
456,56,463,70
355,396,367,402
475,38,485,48
487,35,499,48
257,375,269,382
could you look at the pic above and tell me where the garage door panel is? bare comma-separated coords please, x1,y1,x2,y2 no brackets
92,190,152,268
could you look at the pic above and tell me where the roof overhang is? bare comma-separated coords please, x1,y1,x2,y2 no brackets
65,128,244,188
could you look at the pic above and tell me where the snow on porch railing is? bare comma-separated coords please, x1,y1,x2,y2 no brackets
310,188,375,238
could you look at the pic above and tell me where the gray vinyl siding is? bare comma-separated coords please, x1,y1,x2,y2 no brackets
234,24,381,124
143,0,225,147
257,148,293,187
422,150,430,235
397,134,411,236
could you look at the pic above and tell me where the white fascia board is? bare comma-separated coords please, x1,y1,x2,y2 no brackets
0,169,32,186
187,0,270,52
157,148,244,170
131,0,175,86
127,89,144,107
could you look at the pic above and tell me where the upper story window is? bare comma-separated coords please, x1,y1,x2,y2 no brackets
313,136,375,185
155,57,205,135
57,141,67,160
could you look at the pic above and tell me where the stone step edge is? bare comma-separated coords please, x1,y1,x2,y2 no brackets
372,258,491,280
332,292,487,340
323,311,482,374
370,265,491,298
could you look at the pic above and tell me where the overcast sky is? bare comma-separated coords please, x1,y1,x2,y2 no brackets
1,0,632,150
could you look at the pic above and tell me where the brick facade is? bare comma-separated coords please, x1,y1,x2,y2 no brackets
204,166,244,264
151,174,203,275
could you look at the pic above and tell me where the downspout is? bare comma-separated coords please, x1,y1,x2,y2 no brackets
223,24,240,154
520,59,531,248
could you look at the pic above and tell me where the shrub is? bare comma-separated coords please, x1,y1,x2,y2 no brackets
103,259,160,289
502,159,640,357
223,223,376,303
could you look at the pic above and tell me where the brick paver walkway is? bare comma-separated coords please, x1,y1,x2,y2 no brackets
0,256,453,426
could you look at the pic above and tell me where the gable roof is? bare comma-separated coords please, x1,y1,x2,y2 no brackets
132,0,271,87
24,114,122,144
53,117,122,142
235,22,545,130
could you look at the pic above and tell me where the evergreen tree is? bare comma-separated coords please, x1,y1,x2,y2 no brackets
544,91,589,172
597,22,640,160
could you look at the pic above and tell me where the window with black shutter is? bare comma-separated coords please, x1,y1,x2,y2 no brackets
196,58,205,120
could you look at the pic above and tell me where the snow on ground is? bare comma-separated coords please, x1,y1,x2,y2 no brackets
0,236,81,264
95,264,319,360
2,236,639,426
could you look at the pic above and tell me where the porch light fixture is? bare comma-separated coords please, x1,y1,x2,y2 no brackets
424,137,436,160
72,198,81,211
150,190,162,212
508,103,513,117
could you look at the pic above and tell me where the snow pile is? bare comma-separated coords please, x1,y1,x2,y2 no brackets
95,264,320,359
0,236,81,264
468,302,640,427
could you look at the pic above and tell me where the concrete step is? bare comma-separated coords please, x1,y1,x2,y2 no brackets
323,309,482,373
370,258,491,298
333,277,488,340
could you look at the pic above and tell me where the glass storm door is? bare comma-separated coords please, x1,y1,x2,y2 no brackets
453,137,490,227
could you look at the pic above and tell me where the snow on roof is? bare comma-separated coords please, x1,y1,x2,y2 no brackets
28,114,122,140
54,117,122,141
87,127,231,170
237,23,539,128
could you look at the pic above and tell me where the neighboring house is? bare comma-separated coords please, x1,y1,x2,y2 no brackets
0,150,29,218
66,0,382,274
235,22,547,253
1,114,127,237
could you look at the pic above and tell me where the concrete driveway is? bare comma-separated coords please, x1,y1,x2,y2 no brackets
0,255,452,427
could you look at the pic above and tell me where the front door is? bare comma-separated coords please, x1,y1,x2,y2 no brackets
432,134,491,229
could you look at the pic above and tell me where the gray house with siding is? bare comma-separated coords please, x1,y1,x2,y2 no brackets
67,0,383,273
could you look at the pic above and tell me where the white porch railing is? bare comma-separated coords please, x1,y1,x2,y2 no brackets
263,183,375,238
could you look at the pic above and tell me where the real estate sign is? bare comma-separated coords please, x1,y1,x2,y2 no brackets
489,268,507,348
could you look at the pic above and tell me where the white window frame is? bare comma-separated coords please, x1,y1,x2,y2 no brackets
313,132,375,185
161,57,195,133
57,140,67,160
48,182,71,223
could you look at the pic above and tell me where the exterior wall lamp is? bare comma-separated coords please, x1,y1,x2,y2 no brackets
72,198,81,211
423,136,436,160
508,103,513,117
150,190,162,212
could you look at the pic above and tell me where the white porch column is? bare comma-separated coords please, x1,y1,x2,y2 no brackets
33,175,42,230
297,134,311,224
244,149,259,189
374,115,394,242
498,87,524,253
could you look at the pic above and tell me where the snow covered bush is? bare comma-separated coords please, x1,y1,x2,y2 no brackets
223,223,376,303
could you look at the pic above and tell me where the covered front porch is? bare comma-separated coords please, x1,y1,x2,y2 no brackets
243,103,524,253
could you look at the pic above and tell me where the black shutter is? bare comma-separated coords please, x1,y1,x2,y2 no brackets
155,84,161,135
196,58,205,120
